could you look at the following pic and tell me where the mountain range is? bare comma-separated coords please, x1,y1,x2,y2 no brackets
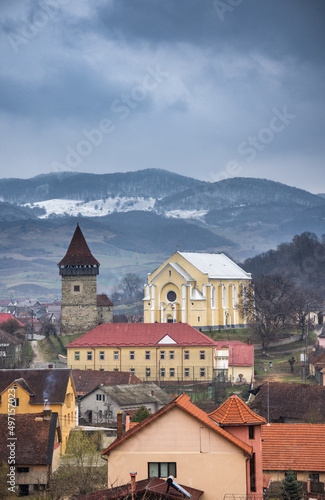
0,169,324,299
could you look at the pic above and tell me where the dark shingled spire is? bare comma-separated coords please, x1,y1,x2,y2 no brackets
57,225,100,267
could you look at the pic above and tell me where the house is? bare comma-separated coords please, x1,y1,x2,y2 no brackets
58,224,113,335
309,348,325,385
0,329,24,368
249,382,325,423
79,382,171,424
0,411,61,496
0,313,25,328
262,423,325,494
214,340,254,384
72,369,142,397
102,393,264,500
0,368,76,453
318,326,325,348
143,251,251,328
97,294,114,324
208,394,266,496
66,323,219,382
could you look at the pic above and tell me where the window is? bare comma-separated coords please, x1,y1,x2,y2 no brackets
74,285,80,292
250,453,256,492
130,368,135,374
249,426,255,440
130,351,135,360
184,350,190,360
114,351,119,360
170,368,175,377
99,351,105,361
160,351,165,360
17,467,29,473
200,350,205,360
160,368,165,377
74,351,80,361
167,290,176,302
169,270,171,277
169,351,175,360
145,351,150,360
198,316,200,322
96,394,103,401
184,368,190,377
309,473,320,482
148,462,176,478
87,351,92,361
10,398,19,407
200,368,206,377
146,368,151,377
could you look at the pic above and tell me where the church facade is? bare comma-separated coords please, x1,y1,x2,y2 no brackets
143,251,251,329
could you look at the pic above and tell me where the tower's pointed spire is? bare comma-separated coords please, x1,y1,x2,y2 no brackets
58,225,100,267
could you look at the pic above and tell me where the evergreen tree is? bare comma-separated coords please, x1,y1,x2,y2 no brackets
131,405,151,422
280,469,302,500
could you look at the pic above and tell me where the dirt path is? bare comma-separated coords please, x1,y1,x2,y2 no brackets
30,340,49,368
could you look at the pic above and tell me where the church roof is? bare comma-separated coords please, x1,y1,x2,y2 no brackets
209,394,266,426
57,224,100,267
178,252,251,280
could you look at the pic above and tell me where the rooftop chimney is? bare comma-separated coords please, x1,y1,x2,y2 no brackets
43,399,52,420
130,472,137,492
117,411,123,440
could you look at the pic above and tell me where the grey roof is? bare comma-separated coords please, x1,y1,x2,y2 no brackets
101,382,171,407
178,252,251,280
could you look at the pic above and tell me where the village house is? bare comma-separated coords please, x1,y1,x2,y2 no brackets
0,329,24,368
143,251,251,329
214,340,254,384
0,411,61,496
0,368,76,453
67,323,221,382
262,423,325,495
101,393,265,500
72,368,142,398
79,382,171,425
309,347,325,385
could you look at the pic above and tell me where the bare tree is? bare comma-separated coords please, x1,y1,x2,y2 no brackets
120,273,142,300
293,287,323,340
240,274,295,352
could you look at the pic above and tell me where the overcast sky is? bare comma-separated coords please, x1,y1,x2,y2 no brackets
0,0,324,193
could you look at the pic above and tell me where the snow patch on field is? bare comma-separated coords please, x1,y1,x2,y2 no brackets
23,197,156,218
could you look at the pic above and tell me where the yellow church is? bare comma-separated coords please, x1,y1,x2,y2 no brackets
143,251,251,329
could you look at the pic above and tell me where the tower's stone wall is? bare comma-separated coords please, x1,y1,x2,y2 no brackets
61,275,98,335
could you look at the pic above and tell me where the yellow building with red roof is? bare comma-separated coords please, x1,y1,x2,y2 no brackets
66,323,218,382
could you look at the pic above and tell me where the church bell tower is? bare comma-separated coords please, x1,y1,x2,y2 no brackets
58,224,100,335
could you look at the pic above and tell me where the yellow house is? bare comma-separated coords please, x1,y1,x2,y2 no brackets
0,369,77,453
66,323,219,382
143,251,251,328
102,394,255,500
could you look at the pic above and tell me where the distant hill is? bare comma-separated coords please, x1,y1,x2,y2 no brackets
0,169,325,299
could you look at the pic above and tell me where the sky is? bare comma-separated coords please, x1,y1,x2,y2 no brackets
0,0,324,193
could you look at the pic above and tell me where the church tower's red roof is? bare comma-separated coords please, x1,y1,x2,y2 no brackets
209,394,266,426
57,224,100,267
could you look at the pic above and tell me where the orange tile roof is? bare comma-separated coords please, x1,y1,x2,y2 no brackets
209,394,266,425
262,423,325,471
102,393,252,457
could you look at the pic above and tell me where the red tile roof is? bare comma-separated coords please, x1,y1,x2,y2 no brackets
262,423,325,471
77,477,204,500
97,294,114,307
0,313,25,327
67,323,218,348
102,393,252,457
215,341,254,366
57,224,100,267
72,369,142,396
209,394,266,425
0,412,59,465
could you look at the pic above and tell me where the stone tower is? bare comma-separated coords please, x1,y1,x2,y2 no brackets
58,224,100,335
